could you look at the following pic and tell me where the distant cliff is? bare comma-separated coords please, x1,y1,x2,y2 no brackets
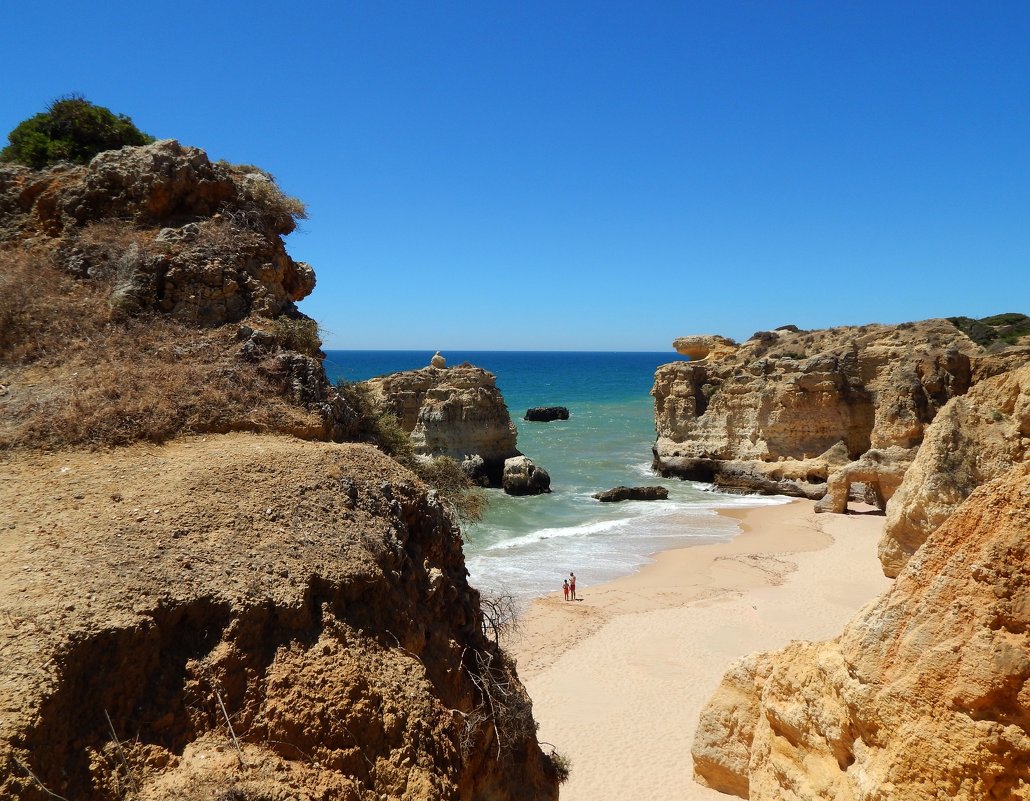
652,319,979,500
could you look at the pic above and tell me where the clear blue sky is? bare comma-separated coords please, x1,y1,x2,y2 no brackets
4,1,1029,350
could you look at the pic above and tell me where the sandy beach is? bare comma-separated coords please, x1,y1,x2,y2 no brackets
510,499,892,801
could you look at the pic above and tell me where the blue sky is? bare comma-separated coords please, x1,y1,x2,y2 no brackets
4,1,1029,350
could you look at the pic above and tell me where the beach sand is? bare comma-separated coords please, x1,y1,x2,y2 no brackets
510,499,892,801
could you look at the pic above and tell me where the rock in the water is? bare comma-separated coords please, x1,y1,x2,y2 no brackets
525,406,569,422
694,462,1030,801
363,365,520,487
502,456,551,496
592,485,669,502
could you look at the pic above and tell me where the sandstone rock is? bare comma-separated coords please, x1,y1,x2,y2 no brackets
878,362,1030,576
431,350,446,368
654,320,977,496
0,435,559,801
673,334,738,361
694,463,1030,800
525,406,569,422
503,455,552,495
814,446,914,514
592,485,669,502
363,365,521,487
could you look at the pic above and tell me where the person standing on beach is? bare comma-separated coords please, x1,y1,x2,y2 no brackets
569,572,577,601
563,579,569,601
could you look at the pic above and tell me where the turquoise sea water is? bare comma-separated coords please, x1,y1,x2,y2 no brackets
323,351,789,599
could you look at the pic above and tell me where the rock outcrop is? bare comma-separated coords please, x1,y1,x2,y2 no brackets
525,406,570,422
693,463,1030,800
592,486,669,502
0,139,359,444
363,365,521,487
878,362,1030,576
0,435,559,801
502,455,552,496
1,139,314,326
654,320,978,498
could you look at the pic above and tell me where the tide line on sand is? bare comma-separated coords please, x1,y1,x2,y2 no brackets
510,499,892,801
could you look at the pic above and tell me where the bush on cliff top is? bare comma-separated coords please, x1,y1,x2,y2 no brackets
1,95,155,169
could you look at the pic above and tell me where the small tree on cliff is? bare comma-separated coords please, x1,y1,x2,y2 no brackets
1,95,155,169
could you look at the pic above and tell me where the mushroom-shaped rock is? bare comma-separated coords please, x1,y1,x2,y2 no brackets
431,351,446,368
502,456,551,496
672,335,738,362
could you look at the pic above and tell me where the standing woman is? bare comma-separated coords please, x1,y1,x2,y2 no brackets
563,579,569,601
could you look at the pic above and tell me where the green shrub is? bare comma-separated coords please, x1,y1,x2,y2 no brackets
271,315,322,356
1,95,154,168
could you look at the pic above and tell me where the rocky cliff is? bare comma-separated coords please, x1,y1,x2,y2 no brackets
653,320,978,499
0,140,559,799
0,139,357,446
878,362,1030,577
363,365,521,487
693,463,1030,800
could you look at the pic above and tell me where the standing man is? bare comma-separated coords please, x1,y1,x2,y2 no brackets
569,572,577,601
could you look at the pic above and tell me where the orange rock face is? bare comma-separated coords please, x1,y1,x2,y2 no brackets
694,463,1030,800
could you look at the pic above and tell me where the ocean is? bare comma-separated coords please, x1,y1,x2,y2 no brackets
323,350,790,600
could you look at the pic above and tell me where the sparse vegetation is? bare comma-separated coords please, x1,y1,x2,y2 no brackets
0,247,321,449
271,315,322,356
547,749,572,784
218,161,308,235
948,312,1030,347
1,94,154,168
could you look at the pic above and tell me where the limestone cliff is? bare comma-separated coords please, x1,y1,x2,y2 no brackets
653,320,978,498
693,463,1030,800
878,362,1030,576
363,365,521,487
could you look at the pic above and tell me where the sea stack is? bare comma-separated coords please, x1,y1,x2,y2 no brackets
364,364,534,489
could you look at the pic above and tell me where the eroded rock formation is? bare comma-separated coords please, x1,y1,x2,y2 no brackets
0,139,358,443
673,334,739,362
0,435,559,801
693,463,1030,800
878,362,1030,576
363,365,520,487
654,320,977,497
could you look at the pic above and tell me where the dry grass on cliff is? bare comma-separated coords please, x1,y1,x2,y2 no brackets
0,246,319,449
